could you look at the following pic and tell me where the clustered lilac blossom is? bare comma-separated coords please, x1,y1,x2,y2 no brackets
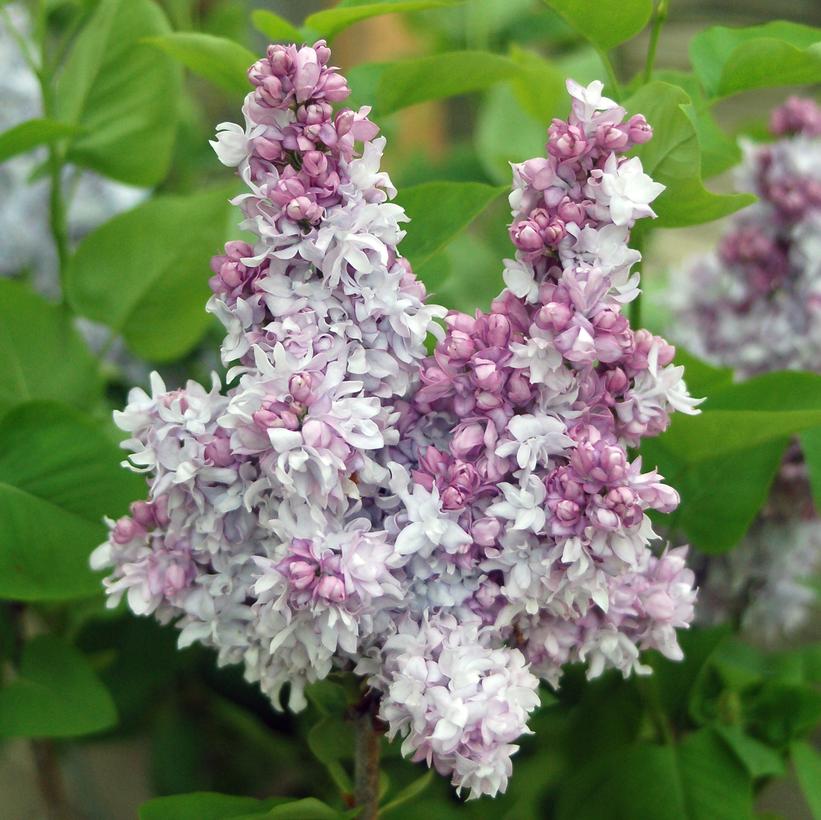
695,443,821,642
93,46,699,799
671,97,821,377
670,99,821,639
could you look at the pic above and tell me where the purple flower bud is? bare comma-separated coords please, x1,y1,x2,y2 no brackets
556,196,588,225
451,422,485,459
535,301,572,332
604,367,629,396
485,314,512,348
253,400,300,431
509,220,544,253
302,150,329,178
626,114,653,144
542,217,566,245
597,125,629,151
316,574,346,602
285,195,323,223
112,516,145,545
204,435,234,467
507,371,532,405
130,500,157,529
288,560,318,590
288,372,315,403
471,516,501,546
548,121,589,158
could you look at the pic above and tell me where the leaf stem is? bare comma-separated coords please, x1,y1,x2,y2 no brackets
643,0,669,84
0,7,40,74
30,6,71,302
354,699,382,820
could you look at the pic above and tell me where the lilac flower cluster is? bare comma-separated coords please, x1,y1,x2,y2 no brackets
695,443,821,642
671,97,821,377
670,99,821,639
94,48,698,799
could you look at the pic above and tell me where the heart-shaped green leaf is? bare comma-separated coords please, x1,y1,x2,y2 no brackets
0,636,117,738
66,186,234,362
0,401,143,600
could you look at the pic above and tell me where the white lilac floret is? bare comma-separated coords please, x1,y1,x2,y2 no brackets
93,44,698,799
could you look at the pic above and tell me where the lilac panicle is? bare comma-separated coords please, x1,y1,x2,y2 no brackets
670,98,821,640
671,97,821,377
94,50,698,800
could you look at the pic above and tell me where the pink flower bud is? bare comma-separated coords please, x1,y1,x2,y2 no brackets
302,150,329,178
204,436,234,467
509,220,544,253
627,114,653,144
317,575,346,603
288,372,315,403
451,423,485,459
112,517,144,545
471,517,501,546
130,500,157,529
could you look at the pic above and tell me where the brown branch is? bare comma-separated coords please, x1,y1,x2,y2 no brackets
353,698,382,820
31,739,71,820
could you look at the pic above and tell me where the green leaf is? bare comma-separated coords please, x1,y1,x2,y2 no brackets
144,33,255,96
672,348,733,398
653,70,741,178
647,410,821,464
307,716,354,794
799,426,821,511
306,1,464,41
745,682,821,747
0,280,101,419
626,82,754,227
140,792,284,820
395,181,506,268
643,422,783,552
305,679,351,716
676,729,755,820
690,22,821,100
715,725,785,779
56,0,181,186
557,730,753,820
0,401,143,600
416,230,506,314
266,798,342,819
0,403,143,599
250,10,303,43
0,118,78,164
705,371,821,413
792,741,821,820
507,44,565,123
475,83,546,183
0,635,116,738
66,186,233,362
643,371,821,550
650,626,730,723
374,51,521,115
381,770,434,814
541,0,653,50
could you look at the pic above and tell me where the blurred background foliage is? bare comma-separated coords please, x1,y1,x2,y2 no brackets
1,0,821,817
